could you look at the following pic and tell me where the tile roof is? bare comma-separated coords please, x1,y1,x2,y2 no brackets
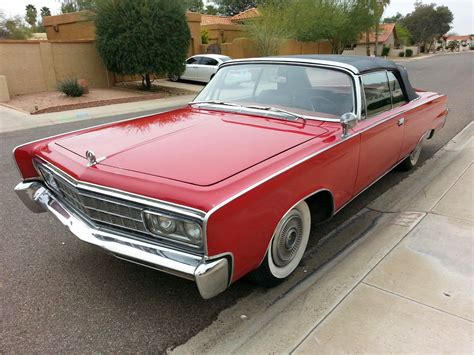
231,8,260,21
445,35,472,41
358,23,396,44
201,15,234,26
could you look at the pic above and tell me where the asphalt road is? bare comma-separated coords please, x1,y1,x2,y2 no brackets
1,52,473,353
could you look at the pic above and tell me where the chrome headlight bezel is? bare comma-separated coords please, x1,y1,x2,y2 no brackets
142,210,203,248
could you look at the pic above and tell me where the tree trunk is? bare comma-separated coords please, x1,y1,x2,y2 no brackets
145,74,152,90
366,29,371,56
374,22,379,56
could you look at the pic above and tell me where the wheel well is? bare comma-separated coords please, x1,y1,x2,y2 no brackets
304,190,334,224
427,128,436,140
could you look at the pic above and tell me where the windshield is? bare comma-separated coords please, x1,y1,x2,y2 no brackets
193,63,355,119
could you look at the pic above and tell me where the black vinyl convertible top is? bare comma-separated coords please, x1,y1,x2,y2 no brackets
268,55,419,101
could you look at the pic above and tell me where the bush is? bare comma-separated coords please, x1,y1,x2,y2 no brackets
436,45,442,51
57,78,84,97
201,29,209,44
381,46,390,56
405,48,413,57
470,45,474,50
95,0,190,90
398,51,405,57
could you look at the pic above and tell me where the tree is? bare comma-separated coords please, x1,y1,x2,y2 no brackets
95,0,190,90
245,1,290,56
25,4,37,30
395,23,411,47
383,12,402,23
401,2,453,52
283,0,375,54
447,40,459,52
0,11,32,39
183,0,204,12
40,7,52,17
60,0,96,13
205,4,219,14
372,0,390,56
215,0,257,16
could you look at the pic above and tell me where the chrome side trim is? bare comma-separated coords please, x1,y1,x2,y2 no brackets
202,97,430,239
36,158,206,220
14,181,229,299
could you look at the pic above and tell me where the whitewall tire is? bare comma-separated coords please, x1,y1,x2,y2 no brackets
250,201,311,286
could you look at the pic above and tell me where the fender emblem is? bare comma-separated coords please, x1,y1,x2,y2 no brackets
85,150,105,167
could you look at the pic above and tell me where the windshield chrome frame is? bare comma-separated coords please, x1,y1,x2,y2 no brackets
192,60,362,123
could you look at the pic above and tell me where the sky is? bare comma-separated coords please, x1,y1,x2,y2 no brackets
1,0,472,34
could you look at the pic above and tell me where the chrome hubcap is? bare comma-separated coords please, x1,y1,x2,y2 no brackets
272,210,304,267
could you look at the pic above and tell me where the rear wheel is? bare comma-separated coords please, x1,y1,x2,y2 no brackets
399,133,427,171
250,201,311,287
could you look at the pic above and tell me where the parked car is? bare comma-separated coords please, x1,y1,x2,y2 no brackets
14,55,448,299
169,54,232,83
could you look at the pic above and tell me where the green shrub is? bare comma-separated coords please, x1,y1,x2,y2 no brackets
470,45,474,50
381,46,390,56
405,48,413,57
201,29,209,44
398,51,405,57
57,78,84,97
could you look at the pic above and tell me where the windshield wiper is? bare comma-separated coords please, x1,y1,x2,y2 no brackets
243,105,303,121
191,100,242,107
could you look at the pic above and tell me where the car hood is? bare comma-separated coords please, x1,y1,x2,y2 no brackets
55,108,328,186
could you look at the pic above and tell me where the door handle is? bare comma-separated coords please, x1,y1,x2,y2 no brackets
398,117,405,126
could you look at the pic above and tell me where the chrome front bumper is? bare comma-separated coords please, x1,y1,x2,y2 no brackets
15,181,230,299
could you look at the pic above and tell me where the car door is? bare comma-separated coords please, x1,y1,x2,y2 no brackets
197,56,219,82
182,56,200,80
352,71,405,193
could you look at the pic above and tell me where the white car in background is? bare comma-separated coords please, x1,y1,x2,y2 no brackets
170,54,232,83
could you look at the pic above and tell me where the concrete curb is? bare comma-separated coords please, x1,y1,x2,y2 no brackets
170,122,473,354
0,94,196,134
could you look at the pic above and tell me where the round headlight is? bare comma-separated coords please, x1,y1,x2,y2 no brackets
157,216,177,234
144,214,176,235
184,221,202,241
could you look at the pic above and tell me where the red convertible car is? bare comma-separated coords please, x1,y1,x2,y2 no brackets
14,55,448,298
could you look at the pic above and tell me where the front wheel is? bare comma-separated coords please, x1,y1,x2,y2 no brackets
250,201,311,287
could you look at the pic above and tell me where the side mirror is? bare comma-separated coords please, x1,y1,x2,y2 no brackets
340,113,358,138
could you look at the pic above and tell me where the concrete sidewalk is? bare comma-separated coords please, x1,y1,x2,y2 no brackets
172,123,473,354
0,94,195,133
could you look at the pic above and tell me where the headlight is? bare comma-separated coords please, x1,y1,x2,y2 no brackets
143,211,202,247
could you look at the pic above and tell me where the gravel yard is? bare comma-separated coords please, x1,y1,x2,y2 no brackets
3,85,194,115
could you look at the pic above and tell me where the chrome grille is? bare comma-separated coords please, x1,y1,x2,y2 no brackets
54,177,148,234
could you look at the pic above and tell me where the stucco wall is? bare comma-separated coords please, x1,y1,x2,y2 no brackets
202,38,332,59
202,24,245,45
0,40,111,96
43,11,202,56
0,41,48,95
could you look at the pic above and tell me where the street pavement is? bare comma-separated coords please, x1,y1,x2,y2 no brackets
1,52,473,353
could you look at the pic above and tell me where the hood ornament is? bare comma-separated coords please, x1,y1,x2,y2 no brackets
85,150,105,167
